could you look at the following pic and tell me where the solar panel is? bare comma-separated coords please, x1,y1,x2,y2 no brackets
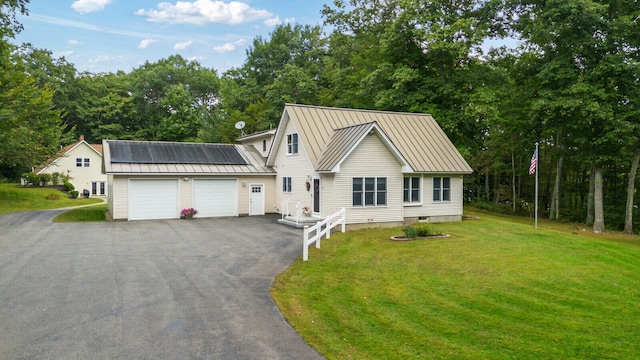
109,141,247,165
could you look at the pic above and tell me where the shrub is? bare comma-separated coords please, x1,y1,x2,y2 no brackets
402,223,436,238
69,190,79,199
415,223,436,237
51,172,62,186
45,193,61,200
38,173,52,187
63,181,75,192
23,172,40,186
402,225,418,238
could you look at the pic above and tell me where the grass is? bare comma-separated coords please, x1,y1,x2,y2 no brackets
0,183,102,214
271,209,640,359
53,204,108,222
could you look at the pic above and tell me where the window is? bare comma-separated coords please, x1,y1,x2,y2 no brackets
403,177,421,203
91,181,106,196
287,133,298,154
77,158,90,167
433,177,451,202
353,177,387,207
262,139,267,152
282,177,292,192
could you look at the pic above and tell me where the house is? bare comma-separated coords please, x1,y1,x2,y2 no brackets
102,104,472,224
35,135,107,196
266,104,473,228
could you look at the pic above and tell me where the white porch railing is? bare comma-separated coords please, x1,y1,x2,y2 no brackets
303,208,346,261
281,200,304,224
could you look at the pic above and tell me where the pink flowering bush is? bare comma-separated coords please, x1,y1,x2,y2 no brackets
181,208,198,219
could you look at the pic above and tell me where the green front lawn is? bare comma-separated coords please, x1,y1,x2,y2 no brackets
271,210,640,359
0,183,102,214
53,204,108,222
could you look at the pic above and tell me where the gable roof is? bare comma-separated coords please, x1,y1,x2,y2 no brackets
267,104,473,174
316,122,411,173
236,129,276,142
34,138,103,174
103,140,274,175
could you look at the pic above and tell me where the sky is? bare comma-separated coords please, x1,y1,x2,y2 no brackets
13,0,329,74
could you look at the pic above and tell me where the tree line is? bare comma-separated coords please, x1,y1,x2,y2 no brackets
1,0,638,233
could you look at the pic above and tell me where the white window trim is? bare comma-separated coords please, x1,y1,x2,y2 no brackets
286,133,298,155
352,177,387,207
282,177,292,193
433,176,451,202
403,176,422,206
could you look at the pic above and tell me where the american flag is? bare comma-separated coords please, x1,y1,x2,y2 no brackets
529,148,538,175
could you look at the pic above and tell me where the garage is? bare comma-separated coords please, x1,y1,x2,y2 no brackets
193,179,238,218
129,179,179,220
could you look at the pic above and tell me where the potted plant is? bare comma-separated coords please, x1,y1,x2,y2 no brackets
181,208,198,219
302,205,311,216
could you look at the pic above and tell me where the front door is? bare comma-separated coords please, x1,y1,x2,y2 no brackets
249,184,265,215
313,178,320,214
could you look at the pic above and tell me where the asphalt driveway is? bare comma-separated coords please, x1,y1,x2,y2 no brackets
0,210,324,359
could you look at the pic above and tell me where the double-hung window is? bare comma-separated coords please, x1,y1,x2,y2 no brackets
76,158,90,167
353,177,387,207
287,133,298,155
403,176,421,203
433,177,451,201
282,177,292,193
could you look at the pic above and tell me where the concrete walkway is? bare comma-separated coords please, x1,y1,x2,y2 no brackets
0,211,324,359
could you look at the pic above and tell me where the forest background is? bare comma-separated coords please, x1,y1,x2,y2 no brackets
1,0,638,233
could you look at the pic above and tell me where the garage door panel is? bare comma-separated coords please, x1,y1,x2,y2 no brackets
193,179,237,217
129,179,179,220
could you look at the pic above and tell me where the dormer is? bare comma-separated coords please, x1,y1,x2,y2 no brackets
236,129,277,158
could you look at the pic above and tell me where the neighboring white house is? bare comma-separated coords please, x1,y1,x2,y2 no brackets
102,105,472,224
35,135,107,197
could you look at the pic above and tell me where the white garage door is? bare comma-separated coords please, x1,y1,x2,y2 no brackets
193,179,238,218
129,179,179,220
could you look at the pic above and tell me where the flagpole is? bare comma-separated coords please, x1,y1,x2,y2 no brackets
534,142,539,229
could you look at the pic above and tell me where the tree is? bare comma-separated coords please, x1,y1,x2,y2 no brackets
0,52,66,179
128,55,220,142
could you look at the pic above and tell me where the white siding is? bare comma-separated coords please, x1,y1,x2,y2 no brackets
333,134,403,225
38,142,107,196
109,174,276,220
401,175,463,220
272,116,318,215
112,176,129,220
422,175,464,217
236,175,276,215
244,137,273,158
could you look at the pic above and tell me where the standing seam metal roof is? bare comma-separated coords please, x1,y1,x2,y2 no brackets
282,104,473,174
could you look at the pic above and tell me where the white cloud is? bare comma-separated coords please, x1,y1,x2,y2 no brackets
187,55,204,62
68,39,81,45
71,0,113,14
263,16,295,27
52,51,74,59
89,54,124,63
174,40,193,50
138,39,158,49
213,38,247,53
263,16,280,27
135,0,273,25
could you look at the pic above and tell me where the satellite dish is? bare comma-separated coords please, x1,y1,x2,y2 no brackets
235,121,246,136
